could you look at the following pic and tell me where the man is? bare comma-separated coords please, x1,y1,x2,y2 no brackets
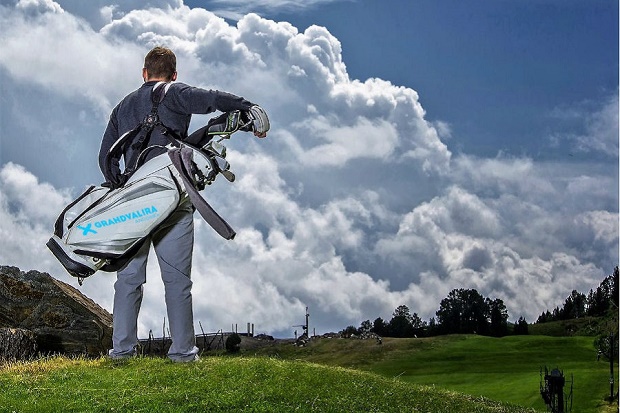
99,46,267,362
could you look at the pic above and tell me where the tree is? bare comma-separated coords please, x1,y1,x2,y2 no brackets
488,298,509,337
586,287,608,317
612,266,619,309
586,266,619,317
393,305,414,320
388,305,415,337
339,325,358,338
436,289,489,335
410,312,427,337
513,316,529,335
537,310,552,323
359,320,373,335
436,290,464,334
596,333,619,401
561,290,586,319
372,317,387,336
427,317,439,336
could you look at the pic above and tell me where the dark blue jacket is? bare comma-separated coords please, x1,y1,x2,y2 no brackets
99,81,254,178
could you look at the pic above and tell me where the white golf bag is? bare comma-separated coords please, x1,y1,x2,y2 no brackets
47,108,269,284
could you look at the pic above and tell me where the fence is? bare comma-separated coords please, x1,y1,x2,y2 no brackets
137,321,255,356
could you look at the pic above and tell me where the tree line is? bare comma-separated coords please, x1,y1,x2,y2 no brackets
536,266,618,323
340,266,618,339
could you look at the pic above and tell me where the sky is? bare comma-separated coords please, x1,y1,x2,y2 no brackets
0,0,618,338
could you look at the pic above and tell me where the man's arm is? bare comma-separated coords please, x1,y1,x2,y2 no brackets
169,83,255,115
98,108,121,180
169,83,269,138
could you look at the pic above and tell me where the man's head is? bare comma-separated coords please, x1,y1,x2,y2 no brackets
143,46,177,82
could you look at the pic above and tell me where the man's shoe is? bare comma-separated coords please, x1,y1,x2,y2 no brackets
171,354,199,363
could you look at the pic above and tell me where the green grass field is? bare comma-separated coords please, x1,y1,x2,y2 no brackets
0,355,535,413
0,333,616,412
249,334,618,413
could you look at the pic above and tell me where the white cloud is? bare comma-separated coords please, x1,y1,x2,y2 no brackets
286,116,398,167
374,182,610,322
0,0,143,117
549,92,619,158
0,162,77,282
0,163,70,222
576,93,619,156
16,0,63,15
193,0,350,21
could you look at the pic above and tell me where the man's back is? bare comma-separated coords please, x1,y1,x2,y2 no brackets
99,81,254,179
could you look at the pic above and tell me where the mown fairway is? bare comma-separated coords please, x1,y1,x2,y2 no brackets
249,334,618,413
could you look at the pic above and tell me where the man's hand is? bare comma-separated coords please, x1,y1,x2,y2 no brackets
247,105,270,137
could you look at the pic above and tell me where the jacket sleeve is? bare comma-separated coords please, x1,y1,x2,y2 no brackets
168,83,255,115
98,106,121,179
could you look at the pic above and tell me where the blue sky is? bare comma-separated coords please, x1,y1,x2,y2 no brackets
198,0,619,160
0,0,617,337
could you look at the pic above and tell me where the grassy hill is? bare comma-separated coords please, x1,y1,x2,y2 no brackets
0,355,535,413
248,334,618,413
0,333,616,412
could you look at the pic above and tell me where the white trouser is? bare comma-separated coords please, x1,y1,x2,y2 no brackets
109,199,199,361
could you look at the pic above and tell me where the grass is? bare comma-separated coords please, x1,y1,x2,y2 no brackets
0,334,616,412
250,334,618,413
0,354,536,413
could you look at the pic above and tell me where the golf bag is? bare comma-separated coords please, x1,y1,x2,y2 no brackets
47,103,269,284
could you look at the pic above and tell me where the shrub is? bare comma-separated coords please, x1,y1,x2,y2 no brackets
225,333,241,353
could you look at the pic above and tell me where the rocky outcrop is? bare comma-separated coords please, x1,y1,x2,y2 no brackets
0,328,37,361
0,266,112,356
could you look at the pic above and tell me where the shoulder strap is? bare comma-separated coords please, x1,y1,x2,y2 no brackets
103,83,174,188
123,83,168,175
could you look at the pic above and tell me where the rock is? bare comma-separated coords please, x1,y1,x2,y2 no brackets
0,266,112,356
0,328,37,361
254,333,274,341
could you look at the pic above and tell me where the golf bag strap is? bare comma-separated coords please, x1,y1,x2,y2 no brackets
123,83,169,176
103,83,172,188
53,185,97,237
168,147,236,240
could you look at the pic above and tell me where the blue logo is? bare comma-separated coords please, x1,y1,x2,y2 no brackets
77,206,159,237
77,223,97,236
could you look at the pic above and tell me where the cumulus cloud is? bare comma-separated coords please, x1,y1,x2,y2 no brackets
0,0,616,337
16,0,63,14
0,1,143,116
375,182,610,316
0,163,75,278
